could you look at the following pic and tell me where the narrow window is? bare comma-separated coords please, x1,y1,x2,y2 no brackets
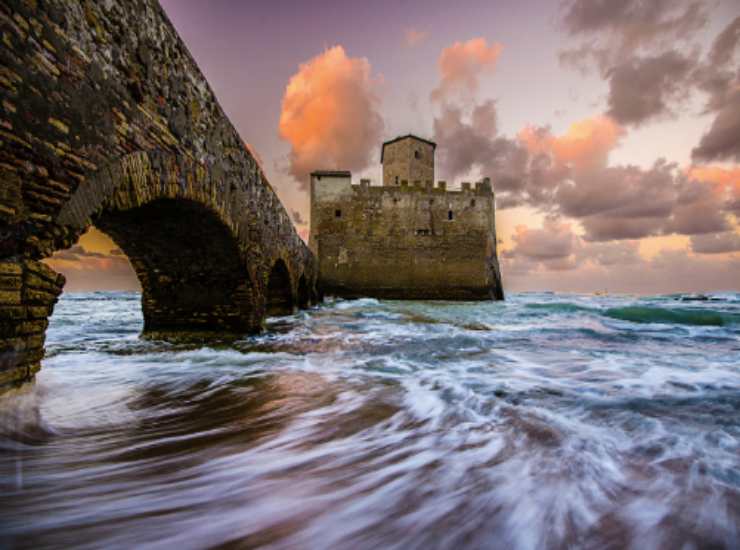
414,150,421,159
395,175,399,185
335,209,342,218
470,199,476,207
448,210,454,220
429,198,434,205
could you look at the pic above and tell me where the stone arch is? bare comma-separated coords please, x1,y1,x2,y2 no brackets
297,274,310,309
0,1,319,391
51,151,260,334
265,259,294,317
96,199,254,332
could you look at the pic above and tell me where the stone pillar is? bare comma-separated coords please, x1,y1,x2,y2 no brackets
0,259,64,389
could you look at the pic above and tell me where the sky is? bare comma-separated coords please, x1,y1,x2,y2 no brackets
47,0,740,294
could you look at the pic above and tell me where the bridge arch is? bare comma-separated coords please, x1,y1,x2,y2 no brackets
297,274,310,309
265,258,294,317
0,1,317,390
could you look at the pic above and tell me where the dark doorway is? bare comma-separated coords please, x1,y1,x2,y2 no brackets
266,259,294,316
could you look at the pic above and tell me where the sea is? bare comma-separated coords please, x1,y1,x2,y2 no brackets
1,291,739,549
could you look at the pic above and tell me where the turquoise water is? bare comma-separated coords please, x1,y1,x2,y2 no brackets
1,292,739,549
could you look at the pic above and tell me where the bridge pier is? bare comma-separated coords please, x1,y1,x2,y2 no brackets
95,198,261,334
0,259,64,388
266,259,295,317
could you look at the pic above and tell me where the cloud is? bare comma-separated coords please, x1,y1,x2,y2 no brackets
560,2,738,158
501,221,740,293
279,46,384,188
691,231,740,254
505,246,740,294
434,101,497,176
404,28,428,48
606,51,695,125
430,38,503,103
559,0,708,73
691,17,740,162
578,240,642,266
503,222,644,278
434,94,735,242
515,117,680,237
511,117,737,241
686,165,740,214
507,219,577,262
692,89,740,162
519,115,624,173
707,15,740,67
44,243,139,292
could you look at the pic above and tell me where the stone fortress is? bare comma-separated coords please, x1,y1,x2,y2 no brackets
309,135,504,300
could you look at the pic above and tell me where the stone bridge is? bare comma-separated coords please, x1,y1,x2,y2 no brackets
0,0,318,389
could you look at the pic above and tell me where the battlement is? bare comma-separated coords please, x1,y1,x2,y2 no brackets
311,171,494,197
308,134,504,301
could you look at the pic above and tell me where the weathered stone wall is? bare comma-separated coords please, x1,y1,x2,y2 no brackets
382,138,435,187
310,173,504,300
0,259,63,387
0,0,317,390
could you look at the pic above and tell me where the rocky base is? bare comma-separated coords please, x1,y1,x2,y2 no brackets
322,285,504,301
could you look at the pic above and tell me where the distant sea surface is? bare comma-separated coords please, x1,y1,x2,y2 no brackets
1,292,740,549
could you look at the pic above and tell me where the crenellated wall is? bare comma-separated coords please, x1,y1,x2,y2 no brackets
310,173,504,300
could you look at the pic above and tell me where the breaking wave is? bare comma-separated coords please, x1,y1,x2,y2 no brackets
604,305,739,326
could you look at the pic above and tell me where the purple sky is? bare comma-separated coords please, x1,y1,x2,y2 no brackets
48,0,740,294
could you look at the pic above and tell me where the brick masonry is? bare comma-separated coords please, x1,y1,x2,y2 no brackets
309,172,505,300
0,0,318,390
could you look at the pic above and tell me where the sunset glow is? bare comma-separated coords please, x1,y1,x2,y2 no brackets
47,0,739,294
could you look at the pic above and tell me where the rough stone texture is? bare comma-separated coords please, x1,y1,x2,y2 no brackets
0,258,63,387
382,135,435,187
309,172,505,300
0,0,317,390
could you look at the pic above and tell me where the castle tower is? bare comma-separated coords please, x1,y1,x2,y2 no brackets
381,135,436,187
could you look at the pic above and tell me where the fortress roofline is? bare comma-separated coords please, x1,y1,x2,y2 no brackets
310,170,351,178
380,134,437,162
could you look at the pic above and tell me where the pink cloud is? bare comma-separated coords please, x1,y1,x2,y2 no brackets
519,115,624,173
404,28,428,48
44,244,140,292
430,37,503,103
279,46,384,188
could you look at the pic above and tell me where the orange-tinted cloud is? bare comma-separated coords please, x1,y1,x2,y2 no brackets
430,38,503,102
279,46,384,188
519,115,624,172
687,165,740,204
43,228,139,292
686,165,740,216
404,28,428,48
